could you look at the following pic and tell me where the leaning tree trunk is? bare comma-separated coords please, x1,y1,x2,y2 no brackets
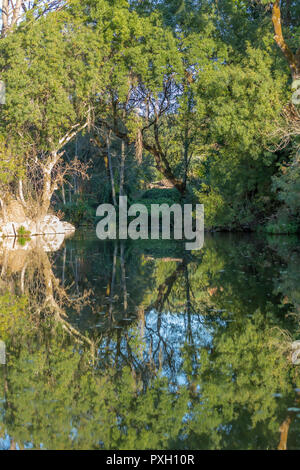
105,120,187,196
40,152,62,220
272,0,300,81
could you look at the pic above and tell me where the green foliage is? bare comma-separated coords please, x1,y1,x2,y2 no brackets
0,0,297,229
0,9,91,153
62,198,95,227
135,188,183,215
195,43,289,229
16,225,32,245
130,0,298,230
140,188,182,202
263,220,299,235
0,138,23,185
0,292,28,341
17,226,31,238
273,157,300,217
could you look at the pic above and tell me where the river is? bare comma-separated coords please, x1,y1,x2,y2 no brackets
0,231,299,449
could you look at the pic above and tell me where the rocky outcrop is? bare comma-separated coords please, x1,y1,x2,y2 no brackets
0,233,66,253
0,201,75,238
36,215,75,236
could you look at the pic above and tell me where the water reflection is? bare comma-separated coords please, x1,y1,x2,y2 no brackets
0,232,300,449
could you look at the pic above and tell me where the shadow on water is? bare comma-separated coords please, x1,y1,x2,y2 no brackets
0,231,300,449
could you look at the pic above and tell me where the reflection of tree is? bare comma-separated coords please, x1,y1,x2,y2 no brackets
147,261,186,313
183,311,296,450
278,415,293,450
1,234,300,449
268,237,300,317
0,318,189,449
0,307,297,450
0,237,94,348
135,259,186,378
278,389,300,451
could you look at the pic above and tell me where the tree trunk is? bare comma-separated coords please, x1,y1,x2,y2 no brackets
18,179,26,207
119,139,126,197
11,0,22,30
1,0,23,38
120,242,128,311
183,128,189,189
106,131,117,206
40,152,61,219
62,184,66,205
1,0,9,37
41,166,53,217
272,0,300,81
104,122,187,196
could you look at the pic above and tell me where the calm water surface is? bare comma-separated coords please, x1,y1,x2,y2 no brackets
0,231,300,450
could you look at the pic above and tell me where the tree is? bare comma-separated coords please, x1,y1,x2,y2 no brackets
1,1,65,38
0,2,100,219
91,1,188,194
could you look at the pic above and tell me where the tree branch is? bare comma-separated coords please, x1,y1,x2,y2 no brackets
1,0,9,37
272,0,300,80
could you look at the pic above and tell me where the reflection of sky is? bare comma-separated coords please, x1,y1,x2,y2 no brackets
0,435,11,450
0,434,40,450
0,435,22,450
97,310,214,386
146,310,213,345
144,310,213,385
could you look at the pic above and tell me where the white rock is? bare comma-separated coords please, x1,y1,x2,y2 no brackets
40,234,65,252
62,221,76,233
0,214,75,237
1,222,17,237
36,215,75,235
